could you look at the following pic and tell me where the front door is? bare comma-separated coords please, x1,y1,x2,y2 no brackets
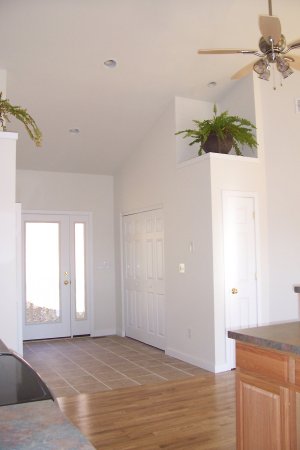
22,213,91,340
223,193,258,368
123,209,165,350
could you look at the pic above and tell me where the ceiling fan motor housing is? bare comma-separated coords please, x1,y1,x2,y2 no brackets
259,35,286,54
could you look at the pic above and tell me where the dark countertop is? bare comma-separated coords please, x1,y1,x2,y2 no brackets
0,339,9,353
228,321,300,355
0,339,95,449
0,400,95,449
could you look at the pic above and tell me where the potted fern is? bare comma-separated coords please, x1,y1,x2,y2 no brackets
0,92,42,146
176,105,257,156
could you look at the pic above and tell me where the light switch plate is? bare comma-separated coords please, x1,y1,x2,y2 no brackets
179,263,185,273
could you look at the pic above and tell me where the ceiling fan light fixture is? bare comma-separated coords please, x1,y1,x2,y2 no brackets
253,58,269,75
281,66,294,79
276,56,289,72
258,69,271,81
276,56,293,78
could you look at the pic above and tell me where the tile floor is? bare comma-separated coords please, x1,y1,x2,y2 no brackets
23,336,208,399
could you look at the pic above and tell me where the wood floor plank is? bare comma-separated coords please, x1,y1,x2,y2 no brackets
58,372,235,449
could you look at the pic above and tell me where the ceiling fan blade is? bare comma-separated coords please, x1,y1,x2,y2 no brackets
286,39,300,51
287,54,300,70
259,15,281,44
231,61,256,80
197,49,257,55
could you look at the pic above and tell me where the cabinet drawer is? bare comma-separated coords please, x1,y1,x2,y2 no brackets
236,342,289,383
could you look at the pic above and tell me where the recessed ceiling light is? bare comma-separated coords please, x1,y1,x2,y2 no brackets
104,59,117,68
207,81,217,88
69,128,80,134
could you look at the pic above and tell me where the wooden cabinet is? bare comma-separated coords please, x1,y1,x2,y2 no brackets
235,342,299,450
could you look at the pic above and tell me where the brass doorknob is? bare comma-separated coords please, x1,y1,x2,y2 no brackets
64,280,69,285
231,288,238,295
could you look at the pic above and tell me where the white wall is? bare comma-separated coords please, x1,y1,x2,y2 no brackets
115,99,243,370
115,94,269,372
255,72,300,322
0,69,7,97
0,133,19,352
115,99,217,371
219,74,257,158
16,170,116,336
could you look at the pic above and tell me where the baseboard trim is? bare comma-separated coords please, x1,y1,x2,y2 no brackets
116,327,125,337
165,347,230,373
91,328,116,337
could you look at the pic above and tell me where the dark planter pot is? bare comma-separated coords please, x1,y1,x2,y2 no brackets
202,133,233,154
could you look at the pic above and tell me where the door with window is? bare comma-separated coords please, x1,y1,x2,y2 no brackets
22,213,91,340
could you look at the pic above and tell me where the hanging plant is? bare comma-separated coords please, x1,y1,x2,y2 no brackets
0,92,42,147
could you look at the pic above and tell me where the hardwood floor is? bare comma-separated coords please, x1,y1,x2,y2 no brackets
58,370,236,449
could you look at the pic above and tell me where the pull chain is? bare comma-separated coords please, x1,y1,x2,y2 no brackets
272,65,276,90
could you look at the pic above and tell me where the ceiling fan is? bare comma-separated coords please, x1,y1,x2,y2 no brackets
198,0,300,81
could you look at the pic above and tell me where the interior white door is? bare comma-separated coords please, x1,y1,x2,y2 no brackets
223,193,258,368
123,209,165,349
22,213,91,340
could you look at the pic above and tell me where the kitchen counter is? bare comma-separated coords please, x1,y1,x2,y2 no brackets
0,339,95,449
229,321,300,450
228,320,300,354
0,399,95,449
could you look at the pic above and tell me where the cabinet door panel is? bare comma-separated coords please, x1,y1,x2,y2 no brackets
237,373,290,450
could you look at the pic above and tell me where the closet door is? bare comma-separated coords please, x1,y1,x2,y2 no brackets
123,209,165,349
223,193,258,368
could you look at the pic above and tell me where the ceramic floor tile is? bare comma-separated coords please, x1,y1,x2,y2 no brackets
55,368,88,378
51,386,79,398
44,360,72,368
63,375,97,386
52,363,79,371
106,362,138,370
94,372,128,382
184,367,211,375
155,371,193,380
85,366,116,375
45,377,70,389
75,382,111,394
132,360,165,368
121,367,152,376
130,374,166,384
24,335,201,398
80,362,109,372
104,378,140,389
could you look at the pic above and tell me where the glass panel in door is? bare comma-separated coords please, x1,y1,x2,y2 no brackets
22,215,71,340
69,217,90,336
25,222,60,324
74,223,86,320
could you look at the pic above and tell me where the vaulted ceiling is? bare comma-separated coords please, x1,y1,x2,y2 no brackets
1,0,299,174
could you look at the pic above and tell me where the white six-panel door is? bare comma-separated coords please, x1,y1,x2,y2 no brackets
123,209,165,349
223,193,258,368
